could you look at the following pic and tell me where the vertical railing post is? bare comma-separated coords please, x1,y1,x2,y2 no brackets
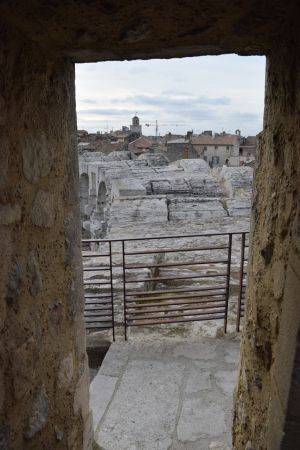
109,240,115,341
122,240,127,340
236,232,246,332
224,233,232,333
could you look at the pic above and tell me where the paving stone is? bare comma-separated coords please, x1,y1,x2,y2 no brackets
177,391,227,442
91,338,239,449
214,370,238,396
96,359,185,450
224,345,240,365
185,368,212,394
99,342,132,377
172,340,217,360
90,374,118,431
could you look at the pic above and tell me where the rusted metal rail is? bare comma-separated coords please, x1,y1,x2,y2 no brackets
82,231,249,340
121,232,233,340
82,240,115,340
236,232,249,332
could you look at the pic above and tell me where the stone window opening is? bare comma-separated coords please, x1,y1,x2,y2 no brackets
1,5,299,450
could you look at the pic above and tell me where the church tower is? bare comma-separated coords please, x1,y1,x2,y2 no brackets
130,114,142,136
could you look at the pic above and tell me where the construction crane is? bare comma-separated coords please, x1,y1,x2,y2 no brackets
145,120,188,140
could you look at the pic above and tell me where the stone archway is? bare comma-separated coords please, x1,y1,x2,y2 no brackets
80,173,89,216
97,181,107,217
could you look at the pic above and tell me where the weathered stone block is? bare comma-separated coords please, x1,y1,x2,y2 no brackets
5,256,24,305
31,190,55,228
24,385,49,439
0,135,9,186
48,301,64,336
73,359,90,422
27,251,43,297
58,353,74,389
22,131,54,183
0,204,21,225
12,337,36,400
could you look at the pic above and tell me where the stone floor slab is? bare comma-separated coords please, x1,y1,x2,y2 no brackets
177,391,228,442
91,337,239,450
90,374,118,431
96,359,185,450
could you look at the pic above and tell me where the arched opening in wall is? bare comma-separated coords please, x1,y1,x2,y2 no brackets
97,181,107,216
75,55,266,448
89,171,97,210
79,172,89,216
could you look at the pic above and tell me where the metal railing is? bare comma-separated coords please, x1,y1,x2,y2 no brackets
82,240,115,340
82,231,249,340
122,233,233,340
236,232,249,332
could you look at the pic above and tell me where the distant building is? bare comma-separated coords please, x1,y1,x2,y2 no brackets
165,138,198,163
192,132,257,167
238,136,257,162
192,133,240,167
130,115,142,136
128,136,152,157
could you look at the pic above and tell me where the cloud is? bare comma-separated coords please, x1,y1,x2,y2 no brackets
81,98,98,104
75,55,265,135
77,108,136,116
111,93,230,110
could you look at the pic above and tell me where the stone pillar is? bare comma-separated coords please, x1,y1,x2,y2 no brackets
0,32,92,449
233,43,300,449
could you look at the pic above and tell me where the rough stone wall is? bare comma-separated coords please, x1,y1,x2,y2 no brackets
233,44,300,449
0,30,92,449
0,1,292,62
165,143,198,163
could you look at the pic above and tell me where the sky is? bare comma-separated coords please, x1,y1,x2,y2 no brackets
75,54,266,137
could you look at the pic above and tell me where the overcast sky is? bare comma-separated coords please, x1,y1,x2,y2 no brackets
75,54,266,137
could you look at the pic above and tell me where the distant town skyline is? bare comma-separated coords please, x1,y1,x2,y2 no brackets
76,54,265,137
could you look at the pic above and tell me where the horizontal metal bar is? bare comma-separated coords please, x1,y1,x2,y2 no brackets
127,308,226,322
84,299,112,304
125,291,226,303
85,324,112,329
83,267,110,272
83,281,112,285
127,314,225,326
84,317,113,323
126,297,226,310
126,296,226,309
84,307,113,312
125,273,228,283
127,302,226,316
125,285,227,297
82,231,249,243
82,253,110,257
84,294,112,299
84,312,113,317
125,259,228,270
124,245,229,256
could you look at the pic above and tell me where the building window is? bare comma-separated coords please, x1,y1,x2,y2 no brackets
226,146,230,150
214,145,218,149
204,146,207,150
